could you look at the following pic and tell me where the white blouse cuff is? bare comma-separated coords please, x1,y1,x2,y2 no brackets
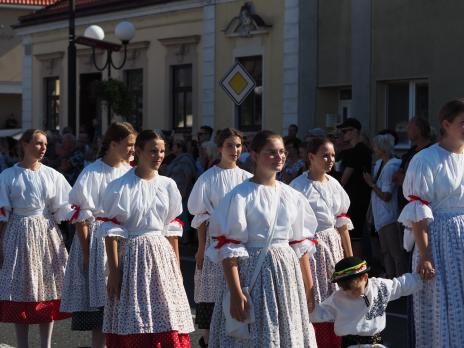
164,219,184,237
95,221,128,239
205,243,249,264
398,201,434,228
191,213,210,229
291,239,317,259
67,208,94,224
53,206,73,223
335,216,354,230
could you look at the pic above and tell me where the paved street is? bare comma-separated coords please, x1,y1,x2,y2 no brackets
0,245,410,347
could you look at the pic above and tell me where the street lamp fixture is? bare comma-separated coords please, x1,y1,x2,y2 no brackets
75,21,136,78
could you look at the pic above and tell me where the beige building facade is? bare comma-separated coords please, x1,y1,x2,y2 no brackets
0,0,55,131
15,0,299,138
15,0,461,141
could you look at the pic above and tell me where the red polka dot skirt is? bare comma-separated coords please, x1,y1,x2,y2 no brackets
0,300,71,324
313,322,342,348
106,331,191,348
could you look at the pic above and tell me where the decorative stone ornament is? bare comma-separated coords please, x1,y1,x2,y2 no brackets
223,2,272,38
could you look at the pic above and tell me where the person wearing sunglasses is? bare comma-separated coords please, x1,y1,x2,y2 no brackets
337,118,372,255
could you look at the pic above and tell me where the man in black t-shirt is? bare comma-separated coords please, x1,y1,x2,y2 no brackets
338,118,372,242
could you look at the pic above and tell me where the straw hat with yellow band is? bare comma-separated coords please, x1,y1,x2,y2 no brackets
331,256,371,283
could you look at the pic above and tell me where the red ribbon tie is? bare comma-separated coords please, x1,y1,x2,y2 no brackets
408,195,430,206
337,212,350,219
69,205,81,223
0,207,5,216
212,236,241,249
289,238,318,246
171,218,184,226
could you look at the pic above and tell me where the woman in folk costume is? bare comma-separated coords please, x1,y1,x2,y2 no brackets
207,130,318,347
290,137,353,348
398,99,464,347
0,129,71,348
99,130,194,347
188,128,252,347
60,122,137,348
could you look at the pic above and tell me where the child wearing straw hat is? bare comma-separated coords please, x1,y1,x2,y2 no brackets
309,256,422,348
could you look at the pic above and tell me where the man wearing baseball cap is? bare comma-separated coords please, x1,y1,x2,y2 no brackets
309,256,422,347
336,118,372,255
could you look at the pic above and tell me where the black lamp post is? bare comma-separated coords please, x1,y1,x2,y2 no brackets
67,3,135,134
67,0,76,133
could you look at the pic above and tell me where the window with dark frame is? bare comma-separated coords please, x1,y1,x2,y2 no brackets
172,64,193,131
44,77,60,130
236,56,262,131
124,69,144,131
386,80,429,147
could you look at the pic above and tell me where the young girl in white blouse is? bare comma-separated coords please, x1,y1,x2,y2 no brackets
207,130,318,347
291,137,353,348
188,128,252,347
0,129,72,348
398,99,464,347
99,130,194,347
60,122,137,348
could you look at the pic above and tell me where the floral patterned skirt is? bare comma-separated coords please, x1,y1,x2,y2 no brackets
0,214,70,323
194,233,225,303
103,234,194,335
61,220,110,313
311,228,344,304
209,245,317,347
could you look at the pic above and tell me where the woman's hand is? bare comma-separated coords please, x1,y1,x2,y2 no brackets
417,253,435,280
230,290,250,322
107,269,122,301
195,246,205,270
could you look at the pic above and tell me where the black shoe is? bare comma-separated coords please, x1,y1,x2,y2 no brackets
199,337,208,348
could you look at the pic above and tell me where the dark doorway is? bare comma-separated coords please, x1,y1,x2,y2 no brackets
79,73,101,140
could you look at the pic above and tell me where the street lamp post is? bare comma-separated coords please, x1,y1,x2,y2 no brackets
67,9,136,134
68,0,76,133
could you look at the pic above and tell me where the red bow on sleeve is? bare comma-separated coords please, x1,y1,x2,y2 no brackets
212,236,241,249
171,218,184,226
408,195,430,206
336,212,350,219
0,207,5,216
69,205,81,224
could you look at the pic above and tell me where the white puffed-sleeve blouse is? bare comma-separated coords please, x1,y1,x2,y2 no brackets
206,180,318,262
398,144,464,249
68,159,131,223
0,163,71,223
187,165,252,228
290,172,353,232
98,169,183,239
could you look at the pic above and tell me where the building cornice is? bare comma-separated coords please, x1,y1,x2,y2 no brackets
14,0,204,33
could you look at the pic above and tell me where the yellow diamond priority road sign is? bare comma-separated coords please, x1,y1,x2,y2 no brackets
220,62,256,105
